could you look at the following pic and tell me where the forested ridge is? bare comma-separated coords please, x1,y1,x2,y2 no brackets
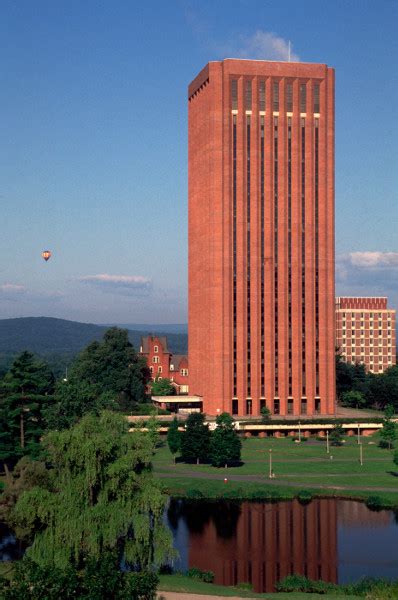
0,317,187,377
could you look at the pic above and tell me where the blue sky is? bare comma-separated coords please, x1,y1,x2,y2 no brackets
0,0,397,323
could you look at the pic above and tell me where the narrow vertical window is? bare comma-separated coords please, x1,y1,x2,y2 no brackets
301,117,306,396
260,115,265,397
315,118,320,396
273,81,279,111
246,115,251,398
300,83,306,113
245,80,252,110
287,117,292,397
231,79,238,110
233,114,237,400
259,80,265,111
313,84,320,113
286,82,293,112
274,116,279,397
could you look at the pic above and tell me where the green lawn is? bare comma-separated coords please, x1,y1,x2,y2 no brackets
153,434,398,506
158,574,361,599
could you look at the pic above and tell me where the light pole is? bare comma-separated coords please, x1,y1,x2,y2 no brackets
326,430,330,454
359,442,363,466
269,448,273,478
298,420,301,443
357,423,361,445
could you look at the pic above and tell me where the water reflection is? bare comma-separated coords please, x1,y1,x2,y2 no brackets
167,499,398,593
0,523,25,562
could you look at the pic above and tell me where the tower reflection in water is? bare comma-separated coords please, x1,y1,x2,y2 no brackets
168,499,337,593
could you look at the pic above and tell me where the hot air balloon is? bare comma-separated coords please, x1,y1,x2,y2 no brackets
42,250,52,262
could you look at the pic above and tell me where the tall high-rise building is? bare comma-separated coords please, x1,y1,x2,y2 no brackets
336,297,396,374
188,59,336,416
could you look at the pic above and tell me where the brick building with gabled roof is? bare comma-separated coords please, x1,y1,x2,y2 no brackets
139,335,189,394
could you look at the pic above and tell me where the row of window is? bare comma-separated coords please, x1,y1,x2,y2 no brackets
232,398,322,416
149,365,188,376
231,79,320,112
340,312,392,318
341,333,393,338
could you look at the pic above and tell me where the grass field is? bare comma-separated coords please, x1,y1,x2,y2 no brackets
158,574,361,599
153,434,398,506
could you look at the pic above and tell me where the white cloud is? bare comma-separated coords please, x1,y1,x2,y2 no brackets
234,31,299,62
348,251,398,268
78,274,152,296
336,252,398,309
0,283,26,294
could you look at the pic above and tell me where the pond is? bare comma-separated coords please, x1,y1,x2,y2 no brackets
1,498,397,593
166,498,398,593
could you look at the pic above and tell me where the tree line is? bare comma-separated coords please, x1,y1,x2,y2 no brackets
0,327,170,599
0,328,150,468
336,351,398,410
167,412,242,467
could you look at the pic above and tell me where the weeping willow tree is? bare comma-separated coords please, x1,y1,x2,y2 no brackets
13,411,174,570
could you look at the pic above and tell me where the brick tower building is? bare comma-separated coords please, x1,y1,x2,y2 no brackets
188,59,336,416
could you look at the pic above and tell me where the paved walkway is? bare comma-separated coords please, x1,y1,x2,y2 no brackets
156,468,398,493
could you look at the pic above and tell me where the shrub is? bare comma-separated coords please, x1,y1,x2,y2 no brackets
276,574,398,597
276,574,333,594
291,436,308,442
186,568,214,583
236,582,253,590
365,495,383,511
186,488,204,499
297,490,313,505
125,571,159,599
379,439,390,449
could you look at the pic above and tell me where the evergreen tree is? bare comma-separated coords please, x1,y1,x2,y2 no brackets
167,417,181,463
0,352,54,464
180,413,210,464
12,411,173,570
209,412,241,467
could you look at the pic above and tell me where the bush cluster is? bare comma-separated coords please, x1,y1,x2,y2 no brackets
276,574,398,597
186,567,215,583
0,555,159,600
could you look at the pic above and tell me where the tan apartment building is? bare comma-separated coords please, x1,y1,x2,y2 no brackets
336,297,396,373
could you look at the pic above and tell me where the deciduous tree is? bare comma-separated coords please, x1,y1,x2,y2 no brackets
340,390,366,409
330,423,344,446
379,404,397,449
12,411,173,570
151,377,175,396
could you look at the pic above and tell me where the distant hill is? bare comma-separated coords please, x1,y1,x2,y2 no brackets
0,317,187,377
111,323,188,334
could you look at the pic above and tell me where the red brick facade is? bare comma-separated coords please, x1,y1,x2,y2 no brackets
188,59,336,416
336,297,396,373
139,336,189,394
